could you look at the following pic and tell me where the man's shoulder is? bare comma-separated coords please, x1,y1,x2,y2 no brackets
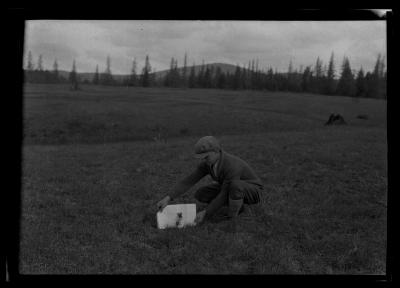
223,151,244,162
221,151,247,169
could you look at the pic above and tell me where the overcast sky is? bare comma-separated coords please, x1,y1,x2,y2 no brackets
24,20,387,75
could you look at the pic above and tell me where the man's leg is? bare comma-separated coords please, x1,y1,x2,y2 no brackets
227,180,262,217
194,182,223,205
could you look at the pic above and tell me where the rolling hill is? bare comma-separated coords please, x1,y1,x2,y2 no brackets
56,62,254,83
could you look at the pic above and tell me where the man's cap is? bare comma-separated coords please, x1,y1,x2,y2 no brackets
194,136,221,158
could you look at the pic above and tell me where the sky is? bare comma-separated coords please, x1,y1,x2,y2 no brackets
24,20,387,75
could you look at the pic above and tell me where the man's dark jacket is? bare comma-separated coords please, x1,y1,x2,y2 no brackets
170,150,263,215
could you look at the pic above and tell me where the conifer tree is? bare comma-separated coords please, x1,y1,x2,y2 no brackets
69,59,79,90
355,67,367,98
311,57,323,93
100,56,114,85
130,58,137,86
141,55,151,87
93,65,99,85
182,52,188,87
165,57,180,87
204,65,212,88
241,65,248,89
197,60,205,88
27,51,34,71
233,65,241,90
314,57,323,79
287,60,294,91
174,58,180,87
370,54,381,96
382,70,387,99
336,57,356,97
301,66,312,92
371,54,386,99
266,67,274,91
325,52,336,95
52,59,59,83
37,54,43,71
215,66,226,89
188,63,196,88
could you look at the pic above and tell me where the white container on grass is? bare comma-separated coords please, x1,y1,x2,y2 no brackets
156,204,196,229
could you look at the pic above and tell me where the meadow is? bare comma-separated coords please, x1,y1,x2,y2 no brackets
20,83,387,274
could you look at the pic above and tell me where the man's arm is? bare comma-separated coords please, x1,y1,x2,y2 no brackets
157,163,208,211
169,164,208,200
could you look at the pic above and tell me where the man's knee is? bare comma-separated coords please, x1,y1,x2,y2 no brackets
194,186,217,203
228,180,245,200
194,188,207,203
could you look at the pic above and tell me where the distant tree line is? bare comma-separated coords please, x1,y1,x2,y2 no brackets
24,51,387,99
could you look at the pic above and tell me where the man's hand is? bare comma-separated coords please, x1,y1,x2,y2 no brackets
195,210,207,225
156,196,171,212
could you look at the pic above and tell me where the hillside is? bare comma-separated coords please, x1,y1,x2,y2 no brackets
56,62,252,83
57,70,128,83
152,62,240,79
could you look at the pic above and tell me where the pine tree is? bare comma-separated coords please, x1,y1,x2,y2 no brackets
336,57,356,97
301,66,312,92
182,52,188,87
204,65,212,88
69,59,79,90
250,59,256,89
100,56,114,85
325,52,336,95
372,54,386,99
93,65,99,85
209,66,215,88
188,63,196,88
130,58,137,86
106,55,111,75
370,54,382,98
310,56,323,93
37,54,43,71
52,59,59,83
382,70,387,99
141,55,151,87
265,67,274,91
364,72,373,98
215,66,226,89
241,65,248,89
165,57,180,87
233,65,241,90
256,59,259,74
314,57,323,79
355,67,367,98
287,60,294,91
197,60,205,88
107,56,114,85
27,51,34,71
173,58,180,87
374,54,385,79
164,58,172,87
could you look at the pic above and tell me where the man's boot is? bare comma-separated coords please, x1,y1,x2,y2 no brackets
221,198,242,233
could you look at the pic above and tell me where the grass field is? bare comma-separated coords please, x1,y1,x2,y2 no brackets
20,83,387,274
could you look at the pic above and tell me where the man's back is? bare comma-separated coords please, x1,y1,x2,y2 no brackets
208,151,263,187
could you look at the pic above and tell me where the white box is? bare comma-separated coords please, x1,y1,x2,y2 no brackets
156,204,197,229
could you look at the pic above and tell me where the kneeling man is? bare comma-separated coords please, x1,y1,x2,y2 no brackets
157,136,264,224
